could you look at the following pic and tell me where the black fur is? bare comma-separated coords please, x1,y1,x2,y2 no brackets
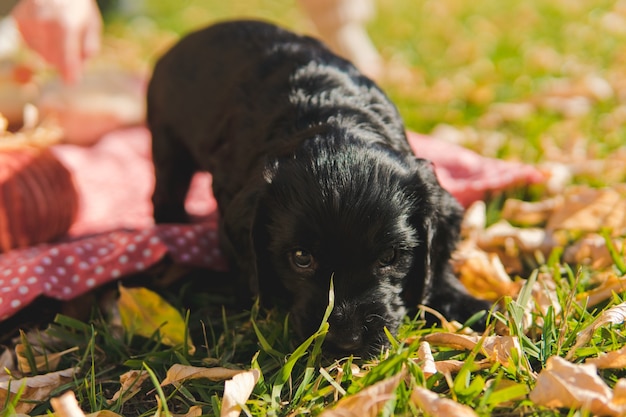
148,20,490,357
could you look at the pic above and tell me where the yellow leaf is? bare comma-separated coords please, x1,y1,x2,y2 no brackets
118,285,195,354
529,356,626,416
0,367,77,414
220,369,260,417
320,371,404,417
586,346,626,369
107,369,150,405
411,386,479,417
173,405,203,417
161,364,244,386
577,272,626,307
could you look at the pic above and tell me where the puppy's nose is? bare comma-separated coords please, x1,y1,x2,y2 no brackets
325,330,363,353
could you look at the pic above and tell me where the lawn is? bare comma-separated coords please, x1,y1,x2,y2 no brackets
3,0,626,415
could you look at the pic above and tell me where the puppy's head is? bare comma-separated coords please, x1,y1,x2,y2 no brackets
253,131,463,358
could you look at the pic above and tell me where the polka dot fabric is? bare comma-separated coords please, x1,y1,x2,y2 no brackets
0,127,543,321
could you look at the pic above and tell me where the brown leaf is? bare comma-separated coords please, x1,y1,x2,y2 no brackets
417,342,438,377
320,371,404,417
586,346,626,369
529,356,626,416
577,273,626,307
501,197,561,227
161,364,244,387
564,234,625,270
16,344,78,374
411,386,479,417
546,186,626,233
107,369,149,405
173,405,203,417
51,390,86,417
453,242,520,301
569,302,626,358
423,333,521,367
0,367,77,414
220,369,260,417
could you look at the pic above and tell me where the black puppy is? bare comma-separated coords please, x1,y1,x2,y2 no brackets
148,20,489,357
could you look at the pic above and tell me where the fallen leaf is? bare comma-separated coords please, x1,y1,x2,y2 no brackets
577,272,626,307
161,364,244,386
569,301,626,358
453,242,520,301
319,371,404,417
423,333,521,367
417,342,438,377
0,367,77,414
411,386,479,417
501,197,561,227
0,348,13,372
118,285,195,354
16,344,78,374
51,390,86,417
564,234,625,270
546,186,626,234
586,346,626,369
221,369,260,417
529,356,626,416
107,369,149,404
173,405,203,417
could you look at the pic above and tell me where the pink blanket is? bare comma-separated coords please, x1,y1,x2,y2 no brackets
0,128,543,320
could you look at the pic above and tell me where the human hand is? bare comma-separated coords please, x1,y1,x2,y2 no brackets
11,0,102,84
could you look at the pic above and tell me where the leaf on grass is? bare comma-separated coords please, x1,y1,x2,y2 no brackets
529,356,626,416
564,234,625,270
107,369,149,405
569,301,626,358
51,390,87,417
0,348,13,372
411,386,479,417
453,242,520,301
501,197,561,227
15,344,78,374
319,371,404,417
577,273,626,307
118,285,195,354
423,333,521,367
173,405,203,417
586,345,626,369
546,186,626,233
220,369,260,417
417,341,438,377
161,364,244,386
0,367,77,414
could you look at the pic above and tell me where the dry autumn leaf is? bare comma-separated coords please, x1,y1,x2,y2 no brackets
0,367,77,414
530,356,626,416
577,273,626,307
15,344,78,374
586,346,626,369
118,285,196,354
423,333,521,368
417,342,438,377
569,301,626,358
51,390,86,417
319,371,404,417
161,364,244,386
546,186,626,234
563,234,625,270
411,386,479,417
221,369,261,417
107,369,149,405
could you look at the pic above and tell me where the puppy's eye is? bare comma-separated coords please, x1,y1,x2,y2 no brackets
290,249,315,270
378,249,396,267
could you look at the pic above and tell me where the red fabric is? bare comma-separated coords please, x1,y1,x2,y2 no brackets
0,127,543,320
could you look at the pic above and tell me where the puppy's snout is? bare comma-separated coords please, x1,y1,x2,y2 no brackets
325,309,365,354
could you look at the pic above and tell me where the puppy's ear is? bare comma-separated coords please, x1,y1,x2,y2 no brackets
405,158,490,325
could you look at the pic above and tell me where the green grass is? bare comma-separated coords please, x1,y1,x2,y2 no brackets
4,0,626,415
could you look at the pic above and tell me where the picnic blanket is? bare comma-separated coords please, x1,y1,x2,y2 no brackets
0,127,544,320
